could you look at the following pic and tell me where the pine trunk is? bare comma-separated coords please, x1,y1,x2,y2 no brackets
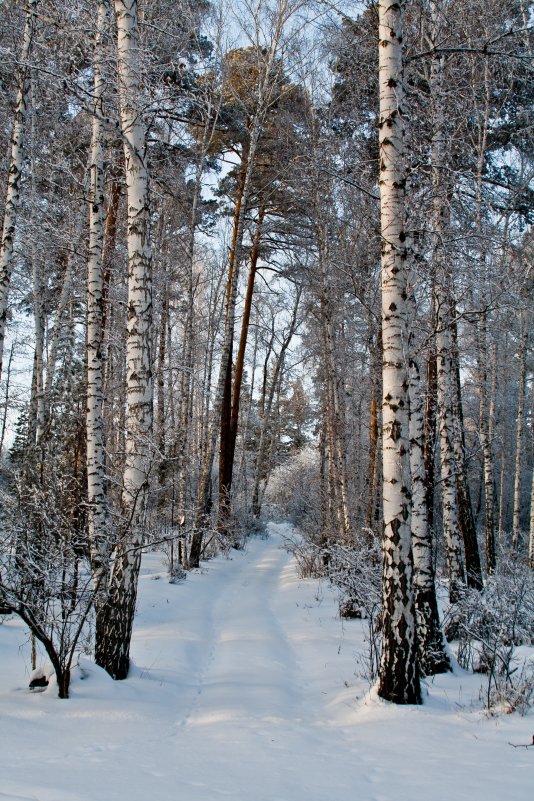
218,205,265,535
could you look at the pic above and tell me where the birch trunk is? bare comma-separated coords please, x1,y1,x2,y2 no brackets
407,284,450,675
0,0,38,382
87,0,111,609
29,110,45,444
423,346,437,532
430,6,466,603
478,314,496,573
409,355,451,675
0,343,15,456
376,0,420,705
512,310,528,550
529,476,534,569
95,0,152,680
29,244,45,444
366,324,381,531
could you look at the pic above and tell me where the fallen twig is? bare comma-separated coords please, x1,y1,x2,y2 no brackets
508,737,534,749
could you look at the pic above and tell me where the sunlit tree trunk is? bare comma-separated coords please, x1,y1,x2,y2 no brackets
218,204,266,537
376,0,420,705
0,0,38,382
87,0,111,611
95,0,153,680
366,325,381,531
217,152,250,537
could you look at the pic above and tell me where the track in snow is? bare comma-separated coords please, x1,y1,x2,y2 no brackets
1,522,532,801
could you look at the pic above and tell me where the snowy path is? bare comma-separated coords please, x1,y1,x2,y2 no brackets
1,522,532,801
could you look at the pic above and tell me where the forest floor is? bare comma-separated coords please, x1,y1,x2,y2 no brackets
0,522,532,801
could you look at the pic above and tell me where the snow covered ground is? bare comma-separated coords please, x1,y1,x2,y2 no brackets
0,522,532,801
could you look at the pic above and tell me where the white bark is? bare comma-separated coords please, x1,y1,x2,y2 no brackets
0,0,38,382
529,464,534,570
409,353,451,675
28,102,45,444
409,357,433,587
87,0,110,595
377,0,420,705
95,0,152,680
430,3,465,602
512,310,528,549
478,315,496,572
116,0,153,533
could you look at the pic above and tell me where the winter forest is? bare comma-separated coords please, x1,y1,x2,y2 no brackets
0,0,533,798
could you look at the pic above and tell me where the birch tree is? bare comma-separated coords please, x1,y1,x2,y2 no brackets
95,0,153,680
429,1,466,604
0,0,38,382
376,0,420,705
86,0,111,621
512,309,528,550
408,316,450,674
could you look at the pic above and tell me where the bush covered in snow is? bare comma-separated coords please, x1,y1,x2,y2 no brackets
265,445,322,540
446,554,534,714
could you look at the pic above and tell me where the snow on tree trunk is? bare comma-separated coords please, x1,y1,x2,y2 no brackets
87,0,110,608
95,0,153,680
376,0,420,705
0,0,38,382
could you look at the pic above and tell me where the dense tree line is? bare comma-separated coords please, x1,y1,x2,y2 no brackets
0,0,531,701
